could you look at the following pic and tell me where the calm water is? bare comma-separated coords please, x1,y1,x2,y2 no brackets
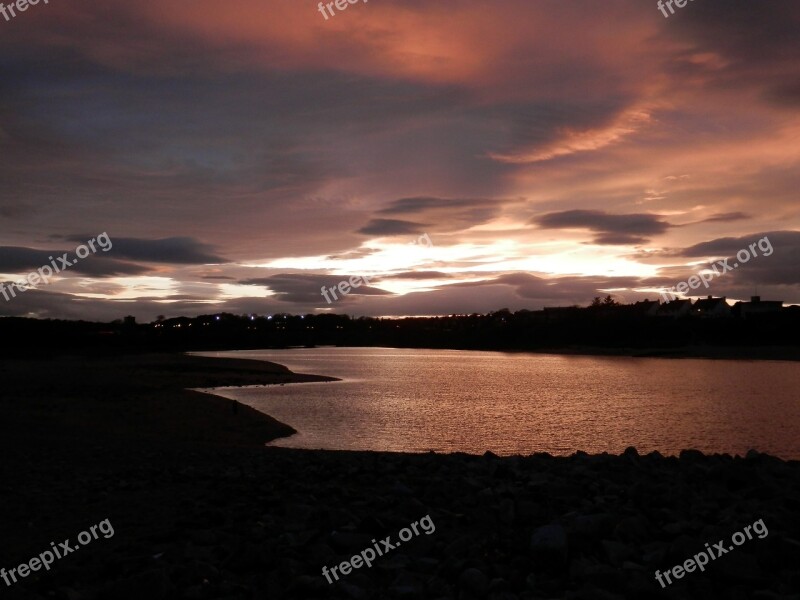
195,348,800,458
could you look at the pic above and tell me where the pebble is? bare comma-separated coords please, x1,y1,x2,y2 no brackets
5,447,799,600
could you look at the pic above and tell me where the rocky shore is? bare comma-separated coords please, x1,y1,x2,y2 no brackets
2,354,799,600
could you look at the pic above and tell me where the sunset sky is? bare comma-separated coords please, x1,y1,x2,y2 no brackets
1,0,799,321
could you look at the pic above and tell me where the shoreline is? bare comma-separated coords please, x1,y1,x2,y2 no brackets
2,352,799,598
216,343,800,362
3,443,799,599
0,352,340,451
195,349,800,460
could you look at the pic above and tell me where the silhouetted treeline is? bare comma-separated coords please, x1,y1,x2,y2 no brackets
2,302,800,358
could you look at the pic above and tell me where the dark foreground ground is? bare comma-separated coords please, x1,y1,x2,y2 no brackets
1,354,799,600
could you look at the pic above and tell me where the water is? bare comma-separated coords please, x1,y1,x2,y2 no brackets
194,348,800,458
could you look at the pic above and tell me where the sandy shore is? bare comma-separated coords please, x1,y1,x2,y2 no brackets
2,353,799,600
0,352,338,450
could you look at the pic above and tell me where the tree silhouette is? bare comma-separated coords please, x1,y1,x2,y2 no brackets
603,295,618,306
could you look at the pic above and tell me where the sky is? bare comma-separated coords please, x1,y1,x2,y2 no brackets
1,0,799,321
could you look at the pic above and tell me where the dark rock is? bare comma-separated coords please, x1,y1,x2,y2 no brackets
530,523,568,567
100,569,170,600
459,567,489,597
679,449,706,460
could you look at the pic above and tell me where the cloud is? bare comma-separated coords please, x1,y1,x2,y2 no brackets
0,287,221,321
376,197,505,232
696,212,751,224
642,231,800,295
388,271,452,280
0,246,148,277
591,234,652,246
532,210,673,245
0,203,36,219
380,197,496,217
357,219,428,236
768,81,800,107
240,273,391,304
490,106,652,164
1,0,799,319
665,0,800,105
64,236,226,264
673,231,798,259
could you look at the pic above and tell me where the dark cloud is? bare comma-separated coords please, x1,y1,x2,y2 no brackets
64,236,227,265
697,212,751,224
0,287,224,321
357,219,427,236
533,210,672,245
380,197,495,217
484,97,639,163
664,0,800,104
66,257,151,277
678,231,800,287
642,231,800,295
455,272,644,302
341,271,664,316
674,231,797,259
377,197,503,232
0,246,148,277
240,273,391,304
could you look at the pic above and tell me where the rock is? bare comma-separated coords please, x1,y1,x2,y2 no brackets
525,573,536,591
340,581,369,599
488,593,518,600
459,568,489,597
391,481,414,496
614,515,651,543
100,569,170,600
601,539,631,567
498,498,515,524
530,523,568,567
569,513,616,539
183,584,207,600
189,529,217,545
329,531,376,553
716,550,764,584
679,449,706,460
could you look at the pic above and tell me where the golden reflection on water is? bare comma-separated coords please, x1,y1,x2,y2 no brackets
198,348,800,459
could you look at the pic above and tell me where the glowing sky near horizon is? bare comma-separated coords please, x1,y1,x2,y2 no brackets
0,0,799,320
